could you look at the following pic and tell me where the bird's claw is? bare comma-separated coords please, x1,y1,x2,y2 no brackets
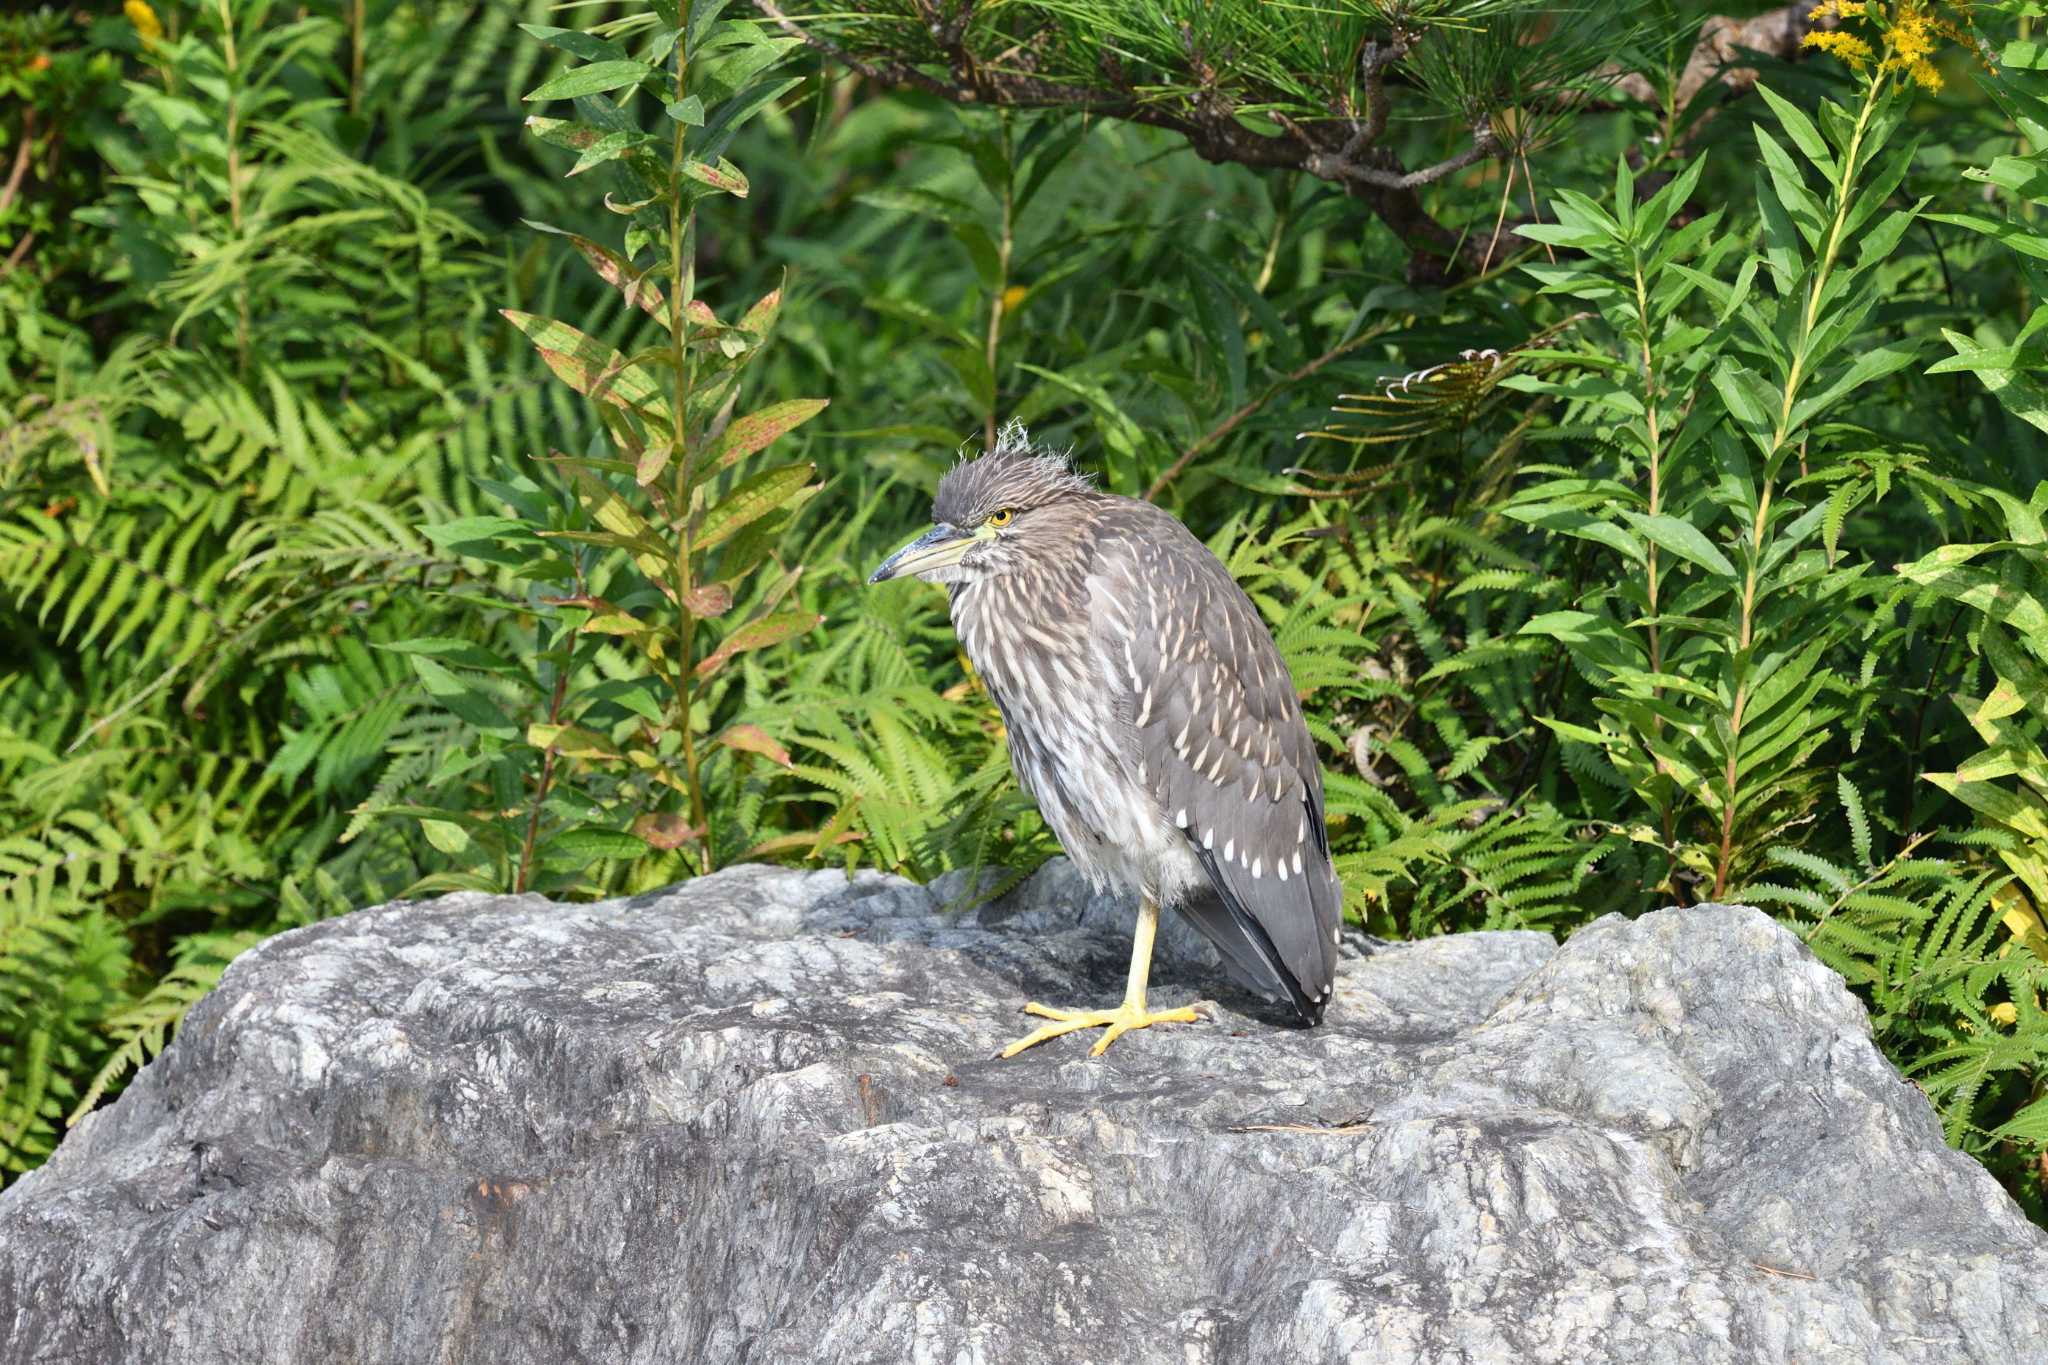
998,1001,1203,1058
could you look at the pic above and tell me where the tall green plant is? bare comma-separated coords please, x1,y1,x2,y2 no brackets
374,2,827,888
1504,5,1967,900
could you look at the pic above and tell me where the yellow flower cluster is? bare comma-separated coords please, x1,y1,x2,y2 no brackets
1805,30,1875,69
124,0,162,46
1803,0,1971,91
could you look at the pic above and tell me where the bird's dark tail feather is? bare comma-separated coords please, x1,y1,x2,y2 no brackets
1177,860,1323,1026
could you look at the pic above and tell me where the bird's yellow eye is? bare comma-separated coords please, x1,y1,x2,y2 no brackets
985,508,1015,528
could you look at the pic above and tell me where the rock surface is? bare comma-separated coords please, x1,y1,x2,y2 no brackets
2,860,2045,1364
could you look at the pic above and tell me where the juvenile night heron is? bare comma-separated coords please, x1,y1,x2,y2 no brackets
869,424,1340,1057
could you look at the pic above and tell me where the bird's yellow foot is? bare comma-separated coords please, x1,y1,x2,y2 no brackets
998,1001,1202,1058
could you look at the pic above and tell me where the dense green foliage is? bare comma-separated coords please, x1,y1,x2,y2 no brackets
3,0,2044,1224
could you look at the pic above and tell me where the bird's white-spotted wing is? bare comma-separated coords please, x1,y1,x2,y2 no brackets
1088,509,1341,1021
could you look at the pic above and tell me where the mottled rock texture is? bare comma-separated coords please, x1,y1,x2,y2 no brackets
3,861,2045,1364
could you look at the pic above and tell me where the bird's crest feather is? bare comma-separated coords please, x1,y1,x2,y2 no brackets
933,421,1095,525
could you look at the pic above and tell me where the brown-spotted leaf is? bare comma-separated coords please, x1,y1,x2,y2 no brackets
717,723,794,769
684,581,734,617
738,282,782,338
504,311,669,419
632,811,704,849
681,157,749,197
524,117,605,152
698,399,827,484
694,462,814,553
635,440,672,487
558,461,675,590
564,233,665,317
693,610,821,678
562,462,654,541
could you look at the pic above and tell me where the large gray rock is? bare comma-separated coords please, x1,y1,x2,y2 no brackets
2,861,2043,1364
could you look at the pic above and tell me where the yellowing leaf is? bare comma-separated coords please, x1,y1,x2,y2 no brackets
698,399,827,483
694,611,821,678
693,462,814,552
739,283,782,337
632,812,704,849
718,723,794,768
1994,881,2048,964
542,594,650,637
523,223,666,317
682,157,749,197
527,722,620,759
502,311,670,421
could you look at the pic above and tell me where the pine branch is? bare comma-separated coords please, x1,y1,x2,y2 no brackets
751,0,1827,283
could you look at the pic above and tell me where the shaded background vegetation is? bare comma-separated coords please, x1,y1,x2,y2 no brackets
3,0,2046,1225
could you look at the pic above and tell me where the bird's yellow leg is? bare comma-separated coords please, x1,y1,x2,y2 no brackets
999,895,1201,1058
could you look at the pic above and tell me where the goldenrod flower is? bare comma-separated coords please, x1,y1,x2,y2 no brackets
1803,30,1875,69
125,0,163,46
1802,0,1971,92
1000,285,1028,312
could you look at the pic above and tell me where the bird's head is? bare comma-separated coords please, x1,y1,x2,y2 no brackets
868,423,1096,586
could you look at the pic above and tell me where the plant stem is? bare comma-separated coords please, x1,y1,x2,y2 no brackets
667,23,711,870
217,0,250,377
516,662,572,895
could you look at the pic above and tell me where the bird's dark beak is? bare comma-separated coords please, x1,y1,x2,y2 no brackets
869,523,972,584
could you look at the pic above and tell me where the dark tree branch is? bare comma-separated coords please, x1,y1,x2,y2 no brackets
751,0,1823,283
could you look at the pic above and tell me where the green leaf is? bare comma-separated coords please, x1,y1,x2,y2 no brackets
1992,1096,2048,1142
524,61,654,103
1927,212,2048,262
1924,771,2048,842
1931,329,2048,435
419,819,472,855
1753,167,1803,296
1754,127,1826,249
666,95,705,125
1620,512,1737,578
1897,555,2048,637
518,25,629,65
1500,504,1645,563
855,187,987,229
1754,83,1835,177
524,117,612,153
539,826,646,868
1839,774,1873,868
1711,361,1781,460
375,638,519,673
568,130,656,177
410,656,517,737
555,464,674,589
1790,342,1918,430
